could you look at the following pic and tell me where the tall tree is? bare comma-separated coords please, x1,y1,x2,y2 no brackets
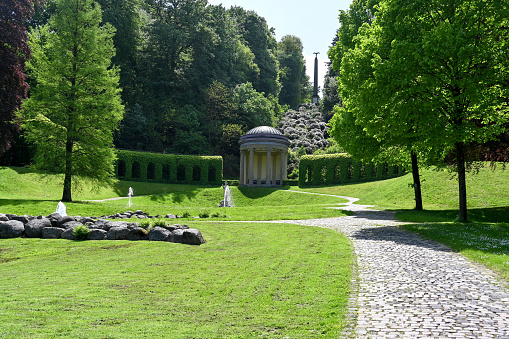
0,0,42,155
334,0,509,221
277,35,310,108
228,7,280,98
328,0,427,210
19,0,123,202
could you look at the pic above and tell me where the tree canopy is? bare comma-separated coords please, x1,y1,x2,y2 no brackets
330,0,509,221
0,0,42,155
19,0,124,201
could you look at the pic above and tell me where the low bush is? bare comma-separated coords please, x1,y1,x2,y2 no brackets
73,225,91,240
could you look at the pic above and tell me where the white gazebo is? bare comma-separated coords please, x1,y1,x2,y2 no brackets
239,126,290,187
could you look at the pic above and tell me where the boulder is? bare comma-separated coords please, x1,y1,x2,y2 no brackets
169,229,185,243
55,215,75,228
25,218,52,238
79,217,95,224
0,220,25,238
148,227,171,241
61,228,75,240
165,214,177,219
42,227,64,239
10,215,29,224
126,227,148,241
182,228,206,245
0,213,9,222
61,221,83,229
88,229,107,240
93,219,112,231
107,226,130,240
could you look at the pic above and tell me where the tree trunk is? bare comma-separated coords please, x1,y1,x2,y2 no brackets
456,142,467,222
411,151,423,211
61,138,73,202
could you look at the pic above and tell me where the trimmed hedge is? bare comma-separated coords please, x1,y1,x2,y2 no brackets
298,154,404,187
115,150,223,185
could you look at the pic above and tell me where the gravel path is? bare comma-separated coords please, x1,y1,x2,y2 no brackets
274,196,509,338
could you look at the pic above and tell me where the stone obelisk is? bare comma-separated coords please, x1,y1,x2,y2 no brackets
312,52,319,103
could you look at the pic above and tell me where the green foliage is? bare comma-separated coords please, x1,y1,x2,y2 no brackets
198,211,210,218
115,150,222,185
20,0,124,202
73,225,91,240
298,154,403,187
138,219,151,229
277,35,311,108
151,219,167,228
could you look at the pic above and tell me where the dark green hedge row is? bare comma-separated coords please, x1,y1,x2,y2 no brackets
298,154,403,187
115,150,223,185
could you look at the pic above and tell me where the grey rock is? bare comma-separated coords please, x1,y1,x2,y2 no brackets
55,215,75,228
126,227,148,241
61,221,82,229
107,226,130,240
42,227,64,239
0,213,9,222
182,228,206,245
165,214,177,219
169,229,185,243
148,226,171,241
10,215,29,224
25,218,52,238
88,229,107,240
80,217,95,224
93,219,112,231
61,228,75,240
0,220,25,238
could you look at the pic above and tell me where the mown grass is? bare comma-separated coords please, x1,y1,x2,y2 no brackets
0,167,350,219
0,222,352,338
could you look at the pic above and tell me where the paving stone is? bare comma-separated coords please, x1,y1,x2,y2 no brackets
273,195,509,338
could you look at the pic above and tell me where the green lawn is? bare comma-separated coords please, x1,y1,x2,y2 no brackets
0,222,352,338
0,167,350,220
1,163,508,338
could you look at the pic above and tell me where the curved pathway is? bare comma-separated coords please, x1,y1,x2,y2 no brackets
275,194,509,338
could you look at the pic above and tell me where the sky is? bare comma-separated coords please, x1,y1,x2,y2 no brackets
207,0,354,95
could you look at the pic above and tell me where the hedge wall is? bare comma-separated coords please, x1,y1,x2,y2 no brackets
115,150,223,185
298,154,404,187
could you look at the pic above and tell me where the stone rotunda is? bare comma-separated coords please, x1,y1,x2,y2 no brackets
239,126,290,187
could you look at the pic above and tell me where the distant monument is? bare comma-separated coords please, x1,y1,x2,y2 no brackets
312,52,320,104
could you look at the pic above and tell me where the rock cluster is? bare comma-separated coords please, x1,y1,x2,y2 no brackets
0,211,205,245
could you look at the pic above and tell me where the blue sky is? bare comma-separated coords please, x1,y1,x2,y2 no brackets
207,0,354,93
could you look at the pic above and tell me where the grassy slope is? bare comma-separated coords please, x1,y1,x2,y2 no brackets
291,164,509,211
295,163,509,283
0,166,353,338
0,166,349,220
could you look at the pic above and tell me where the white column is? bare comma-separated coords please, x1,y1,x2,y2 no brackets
266,148,272,186
280,151,287,183
239,150,245,185
249,148,254,185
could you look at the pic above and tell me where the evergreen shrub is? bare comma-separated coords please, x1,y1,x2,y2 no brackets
115,150,222,185
299,154,403,187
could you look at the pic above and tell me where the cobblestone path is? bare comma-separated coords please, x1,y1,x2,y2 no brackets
275,194,509,338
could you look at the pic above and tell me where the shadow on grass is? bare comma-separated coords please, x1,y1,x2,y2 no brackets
237,186,279,199
108,181,211,204
396,206,509,223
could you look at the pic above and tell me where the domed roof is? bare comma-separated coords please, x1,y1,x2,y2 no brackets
245,126,283,136
239,126,290,148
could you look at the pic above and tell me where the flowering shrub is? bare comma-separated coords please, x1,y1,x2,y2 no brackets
278,104,330,175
